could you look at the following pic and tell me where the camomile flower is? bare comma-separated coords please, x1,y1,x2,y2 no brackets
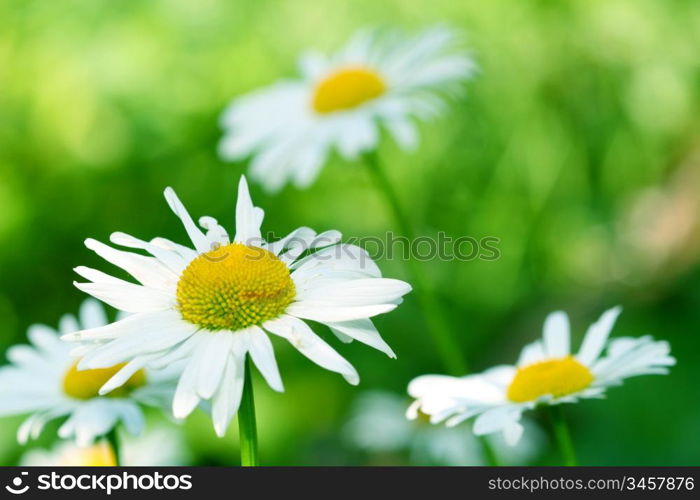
219,26,476,192
63,176,411,436
407,307,675,445
0,300,175,446
21,426,190,466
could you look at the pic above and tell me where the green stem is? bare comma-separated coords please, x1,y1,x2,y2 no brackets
238,356,259,466
479,435,500,467
363,152,467,375
549,405,577,466
105,427,121,467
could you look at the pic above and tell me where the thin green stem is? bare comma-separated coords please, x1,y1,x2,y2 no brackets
549,405,577,466
363,152,467,375
238,356,259,466
479,435,500,467
105,427,121,467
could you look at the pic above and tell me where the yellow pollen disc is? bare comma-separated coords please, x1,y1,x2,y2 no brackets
176,243,296,331
62,361,146,400
506,355,594,403
312,67,386,114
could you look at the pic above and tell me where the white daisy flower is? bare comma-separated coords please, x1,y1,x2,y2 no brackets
407,307,675,446
219,26,476,193
21,426,190,466
0,300,175,446
64,176,411,437
344,391,542,466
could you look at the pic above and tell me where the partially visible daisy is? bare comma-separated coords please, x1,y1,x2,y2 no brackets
21,426,190,466
0,300,175,446
22,441,117,467
407,307,675,446
64,176,411,437
344,391,542,466
219,26,476,192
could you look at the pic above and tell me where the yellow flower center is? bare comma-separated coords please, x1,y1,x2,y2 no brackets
506,356,594,403
176,243,296,331
62,361,146,400
312,67,386,114
64,443,117,466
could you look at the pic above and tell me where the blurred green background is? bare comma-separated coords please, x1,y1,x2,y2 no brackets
1,0,699,465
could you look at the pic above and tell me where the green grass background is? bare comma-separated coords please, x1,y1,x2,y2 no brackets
1,0,699,465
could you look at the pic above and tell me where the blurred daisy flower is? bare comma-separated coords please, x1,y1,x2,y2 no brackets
21,426,190,466
344,391,543,466
0,300,175,446
219,27,476,192
64,177,411,436
22,441,117,467
407,307,675,445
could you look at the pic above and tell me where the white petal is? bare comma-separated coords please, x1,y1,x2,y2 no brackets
287,302,397,323
576,306,622,366
517,340,546,367
164,187,211,254
473,406,522,437
264,315,359,384
194,333,235,400
326,319,396,358
543,311,570,357
84,238,178,291
234,176,262,244
64,310,193,344
74,267,174,313
247,327,284,392
78,298,108,329
212,354,245,437
110,232,189,274
296,278,411,306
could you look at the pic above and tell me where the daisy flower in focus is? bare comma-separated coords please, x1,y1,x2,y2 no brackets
21,426,190,466
407,307,675,445
64,177,411,436
0,300,175,446
344,391,542,466
219,26,476,192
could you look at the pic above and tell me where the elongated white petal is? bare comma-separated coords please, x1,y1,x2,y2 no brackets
74,268,174,313
473,406,522,437
63,310,192,343
85,238,178,291
234,176,262,244
326,319,395,358
164,187,211,254
150,237,199,263
111,232,189,274
172,354,203,420
99,355,155,395
516,340,545,367
212,354,245,437
542,311,570,357
194,333,235,400
247,327,284,392
577,306,622,366
297,278,411,306
264,315,359,384
287,302,397,323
